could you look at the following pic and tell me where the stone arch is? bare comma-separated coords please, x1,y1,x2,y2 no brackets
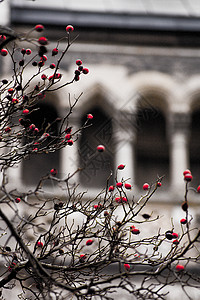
10,67,66,186
75,83,116,188
129,71,179,116
22,99,61,186
129,72,173,188
185,75,200,111
74,82,118,118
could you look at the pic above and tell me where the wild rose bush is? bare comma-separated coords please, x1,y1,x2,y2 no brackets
0,24,199,300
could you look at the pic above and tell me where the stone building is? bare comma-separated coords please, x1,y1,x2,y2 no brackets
5,0,200,200
1,1,200,298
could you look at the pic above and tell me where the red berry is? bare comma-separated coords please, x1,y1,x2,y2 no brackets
183,169,191,176
65,134,71,140
79,254,86,262
67,139,73,146
35,24,44,32
41,55,47,61
115,197,121,203
1,49,8,56
97,145,105,152
176,264,184,271
49,73,62,80
65,127,72,134
173,239,179,245
180,218,187,224
143,183,150,190
134,253,140,258
0,35,6,42
131,228,140,235
29,124,36,130
23,109,29,115
109,185,114,192
26,49,32,55
55,73,62,79
124,263,130,271
125,183,131,190
43,133,50,138
37,241,43,247
41,74,47,80
21,48,26,55
116,182,123,188
184,173,193,182
50,168,57,176
104,211,109,216
34,128,39,133
50,63,56,69
87,114,93,119
38,60,44,67
33,148,38,152
118,164,125,170
66,25,74,32
172,232,179,238
12,98,19,104
5,127,11,133
94,205,99,209
8,262,16,272
197,185,200,193
38,37,48,45
157,181,162,187
122,197,127,203
82,68,89,74
15,197,21,203
86,239,93,246
8,88,14,94
52,48,58,56
76,59,82,66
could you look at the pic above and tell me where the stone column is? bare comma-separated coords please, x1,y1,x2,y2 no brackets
0,0,10,26
113,111,136,184
168,113,190,192
7,163,23,190
60,113,80,185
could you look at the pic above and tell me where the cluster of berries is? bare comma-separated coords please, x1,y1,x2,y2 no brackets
183,169,193,182
64,127,73,146
165,230,180,245
74,59,89,82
